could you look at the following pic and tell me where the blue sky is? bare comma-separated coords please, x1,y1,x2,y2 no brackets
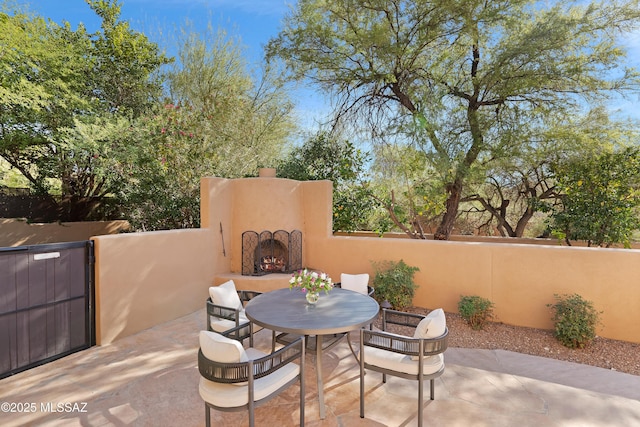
28,0,289,62
27,0,330,132
25,1,640,126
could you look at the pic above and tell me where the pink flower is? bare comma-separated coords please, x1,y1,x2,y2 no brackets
289,268,333,294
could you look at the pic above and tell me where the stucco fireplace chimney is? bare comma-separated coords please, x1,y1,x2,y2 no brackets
258,168,277,178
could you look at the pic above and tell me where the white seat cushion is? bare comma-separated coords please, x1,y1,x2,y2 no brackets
244,348,266,359
414,308,446,339
209,280,243,310
198,347,300,408
209,310,262,335
209,318,251,336
199,330,247,363
340,273,370,295
364,346,444,376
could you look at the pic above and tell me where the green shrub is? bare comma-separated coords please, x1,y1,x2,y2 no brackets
371,259,419,310
458,295,494,330
547,294,601,349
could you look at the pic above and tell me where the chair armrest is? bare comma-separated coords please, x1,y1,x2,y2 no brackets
361,328,448,358
251,336,304,378
205,290,262,319
220,322,252,339
198,336,305,384
382,309,426,331
206,297,242,323
238,290,262,305
213,316,252,342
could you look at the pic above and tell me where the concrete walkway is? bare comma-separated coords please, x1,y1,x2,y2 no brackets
1,309,639,426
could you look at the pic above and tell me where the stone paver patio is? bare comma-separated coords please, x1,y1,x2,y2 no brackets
1,309,639,426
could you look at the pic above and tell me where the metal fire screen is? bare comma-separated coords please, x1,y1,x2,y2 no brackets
242,230,302,276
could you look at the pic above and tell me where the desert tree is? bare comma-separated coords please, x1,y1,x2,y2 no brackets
267,0,640,239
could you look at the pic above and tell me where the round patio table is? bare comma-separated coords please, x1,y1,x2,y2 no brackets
245,287,379,419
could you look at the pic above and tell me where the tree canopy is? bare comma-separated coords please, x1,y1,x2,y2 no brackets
0,2,294,228
268,0,640,239
0,0,171,220
277,131,375,232
113,23,296,230
549,146,640,247
2,0,640,241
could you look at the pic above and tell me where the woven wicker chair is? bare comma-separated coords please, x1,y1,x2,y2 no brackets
359,308,448,427
207,281,263,347
198,326,305,427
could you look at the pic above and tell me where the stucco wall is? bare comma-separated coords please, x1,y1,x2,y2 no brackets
92,229,216,345
92,175,640,345
201,176,640,342
309,235,640,343
0,218,129,246
201,176,328,274
335,230,640,249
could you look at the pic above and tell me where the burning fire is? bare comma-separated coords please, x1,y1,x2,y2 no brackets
260,256,286,272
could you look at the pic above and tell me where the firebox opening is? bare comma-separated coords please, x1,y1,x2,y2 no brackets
241,230,302,276
258,239,288,273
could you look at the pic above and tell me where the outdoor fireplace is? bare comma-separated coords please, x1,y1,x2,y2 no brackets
241,230,302,276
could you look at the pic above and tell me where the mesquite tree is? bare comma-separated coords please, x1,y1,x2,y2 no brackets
267,0,640,239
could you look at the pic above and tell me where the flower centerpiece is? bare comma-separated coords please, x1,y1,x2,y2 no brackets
289,268,333,305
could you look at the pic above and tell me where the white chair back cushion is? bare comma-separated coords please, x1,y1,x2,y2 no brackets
414,308,446,339
340,273,370,295
209,280,243,310
199,330,247,363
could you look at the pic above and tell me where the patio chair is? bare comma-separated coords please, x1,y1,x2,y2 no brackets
334,273,375,297
359,308,448,427
207,280,262,347
198,327,305,427
335,273,375,329
333,273,376,358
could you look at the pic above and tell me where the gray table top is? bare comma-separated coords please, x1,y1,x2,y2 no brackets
245,287,380,335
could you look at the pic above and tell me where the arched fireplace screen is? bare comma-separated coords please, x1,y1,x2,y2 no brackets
242,230,302,276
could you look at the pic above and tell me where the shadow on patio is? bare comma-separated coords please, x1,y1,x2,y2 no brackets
2,309,639,427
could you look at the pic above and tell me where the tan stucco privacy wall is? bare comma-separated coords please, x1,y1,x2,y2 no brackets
311,235,640,343
92,229,216,344
0,218,129,247
92,174,640,345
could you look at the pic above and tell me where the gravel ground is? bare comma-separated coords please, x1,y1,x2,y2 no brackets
376,308,640,377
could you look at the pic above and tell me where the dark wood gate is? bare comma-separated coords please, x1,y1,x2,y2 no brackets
0,241,94,379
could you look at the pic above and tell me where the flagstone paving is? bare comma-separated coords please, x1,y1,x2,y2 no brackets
1,309,639,426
